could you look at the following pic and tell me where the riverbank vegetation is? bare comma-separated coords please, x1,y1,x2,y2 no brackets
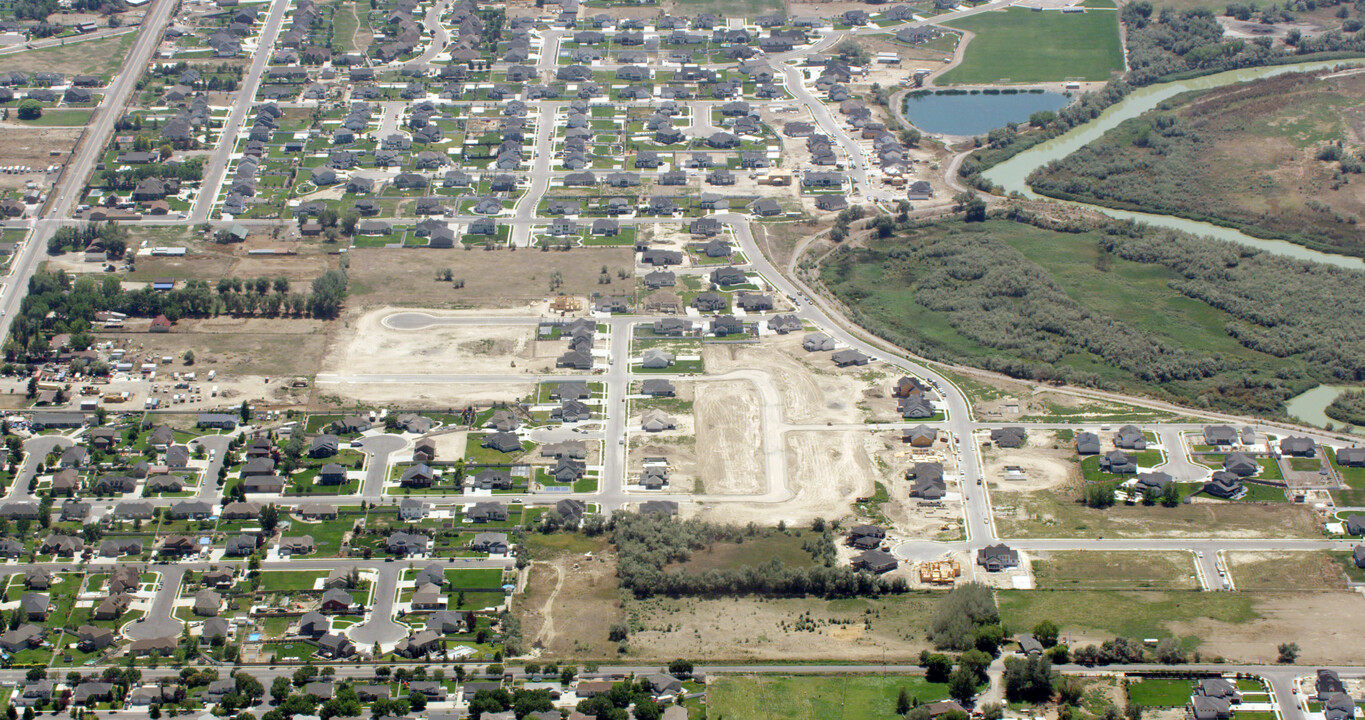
1029,70,1365,257
817,211,1365,415
1326,390,1365,426
956,2,1365,189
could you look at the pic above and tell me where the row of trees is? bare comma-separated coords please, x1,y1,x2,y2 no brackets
610,512,908,599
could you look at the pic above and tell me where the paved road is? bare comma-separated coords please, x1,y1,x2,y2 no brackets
358,434,408,501
0,0,175,345
188,0,292,223
8,435,72,502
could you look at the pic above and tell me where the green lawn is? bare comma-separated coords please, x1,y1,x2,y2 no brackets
1329,450,1365,505
708,675,952,720
18,109,94,126
1127,679,1194,707
258,571,326,592
940,7,1124,84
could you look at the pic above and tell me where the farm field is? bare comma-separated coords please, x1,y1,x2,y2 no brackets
1030,71,1365,257
939,7,1124,84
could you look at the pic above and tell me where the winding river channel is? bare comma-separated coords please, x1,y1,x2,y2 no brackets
981,58,1365,270
977,59,1365,425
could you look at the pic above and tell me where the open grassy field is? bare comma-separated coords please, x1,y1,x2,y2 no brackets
818,217,1320,415
998,590,1258,650
1031,550,1198,590
672,529,821,573
1031,71,1365,257
1225,551,1347,591
938,8,1124,84
708,676,952,720
667,0,783,18
1127,678,1195,707
17,109,95,127
1,31,136,79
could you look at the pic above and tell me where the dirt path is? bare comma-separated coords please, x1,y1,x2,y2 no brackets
533,563,565,648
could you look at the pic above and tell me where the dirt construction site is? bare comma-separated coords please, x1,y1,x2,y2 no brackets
323,307,563,377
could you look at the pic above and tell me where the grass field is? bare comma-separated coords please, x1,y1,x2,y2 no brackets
673,530,820,573
1127,678,1195,707
1,32,136,79
1226,552,1347,591
669,0,784,18
17,109,95,127
708,675,952,719
939,8,1124,84
998,590,1258,649
1032,551,1198,590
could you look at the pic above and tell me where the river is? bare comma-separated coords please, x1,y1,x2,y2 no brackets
982,58,1365,270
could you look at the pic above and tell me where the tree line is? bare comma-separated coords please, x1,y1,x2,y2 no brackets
610,512,908,600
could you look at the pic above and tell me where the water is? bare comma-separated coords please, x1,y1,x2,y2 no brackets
904,90,1072,137
983,58,1365,269
1285,384,1363,431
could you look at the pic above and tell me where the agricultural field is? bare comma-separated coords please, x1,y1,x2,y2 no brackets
1031,71,1365,257
939,7,1124,84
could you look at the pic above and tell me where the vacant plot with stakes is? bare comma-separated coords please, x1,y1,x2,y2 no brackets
939,7,1124,84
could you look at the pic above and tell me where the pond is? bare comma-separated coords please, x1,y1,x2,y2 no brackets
983,58,1365,269
1285,384,1363,432
903,90,1072,137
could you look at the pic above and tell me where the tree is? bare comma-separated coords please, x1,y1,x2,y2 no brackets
897,687,912,715
1003,655,1053,703
1278,642,1300,663
923,653,954,684
667,659,693,678
261,504,281,534
16,100,41,120
947,667,978,704
973,624,1005,656
271,677,291,703
959,649,992,683
1033,619,1059,648
183,350,195,366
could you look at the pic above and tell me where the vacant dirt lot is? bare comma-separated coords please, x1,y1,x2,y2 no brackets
703,333,872,425
514,537,622,660
623,594,938,662
702,430,879,526
0,127,79,190
324,308,554,376
348,246,634,309
693,379,764,495
315,381,533,410
983,430,1079,493
1173,592,1365,664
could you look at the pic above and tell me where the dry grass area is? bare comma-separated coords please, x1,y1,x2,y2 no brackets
1032,550,1199,591
347,247,634,309
992,481,1323,539
1,31,136,77
622,594,938,662
313,381,530,410
1172,592,1365,664
515,535,623,660
983,431,1080,494
1225,551,1347,591
754,218,833,271
0,127,80,190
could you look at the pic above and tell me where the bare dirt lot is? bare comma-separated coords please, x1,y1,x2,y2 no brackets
693,379,765,495
982,430,1078,493
0,127,80,190
701,430,878,526
515,536,622,660
323,308,555,377
702,333,872,425
1172,592,1365,664
314,381,531,410
348,246,634,310
623,594,938,662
